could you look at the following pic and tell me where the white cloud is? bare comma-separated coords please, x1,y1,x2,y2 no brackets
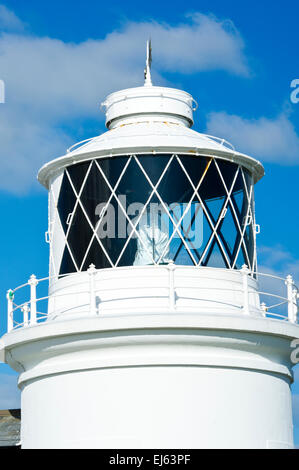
254,245,299,319
258,245,299,281
0,4,24,32
0,108,72,192
118,13,249,77
0,8,250,193
206,112,299,164
0,13,249,120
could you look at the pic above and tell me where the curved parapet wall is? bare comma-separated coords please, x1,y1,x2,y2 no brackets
4,265,298,331
46,265,262,320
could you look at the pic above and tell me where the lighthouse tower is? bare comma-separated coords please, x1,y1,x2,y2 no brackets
1,43,299,449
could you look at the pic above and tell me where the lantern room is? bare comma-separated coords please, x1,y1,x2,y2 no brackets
39,74,263,281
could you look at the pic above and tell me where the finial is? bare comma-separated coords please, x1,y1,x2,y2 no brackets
144,39,153,87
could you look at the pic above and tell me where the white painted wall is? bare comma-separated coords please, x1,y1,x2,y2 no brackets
3,313,297,449
47,266,262,320
20,353,293,449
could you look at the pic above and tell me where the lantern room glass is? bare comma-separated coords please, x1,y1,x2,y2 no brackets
54,154,255,276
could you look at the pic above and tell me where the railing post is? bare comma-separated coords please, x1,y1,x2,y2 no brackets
241,264,250,315
6,290,14,333
22,304,30,328
261,302,267,318
88,264,97,315
292,288,298,324
286,275,297,323
28,275,38,325
168,261,176,312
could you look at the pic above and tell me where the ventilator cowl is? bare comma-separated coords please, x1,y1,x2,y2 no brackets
102,85,197,129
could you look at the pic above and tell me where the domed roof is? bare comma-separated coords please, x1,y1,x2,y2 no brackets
38,117,264,188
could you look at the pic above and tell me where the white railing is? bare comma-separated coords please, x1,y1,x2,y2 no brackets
5,265,299,333
201,134,235,151
66,136,99,154
65,132,235,156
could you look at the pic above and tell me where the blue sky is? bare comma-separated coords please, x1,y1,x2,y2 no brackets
0,0,298,445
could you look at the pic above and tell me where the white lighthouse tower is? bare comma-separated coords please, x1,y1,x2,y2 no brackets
1,43,299,449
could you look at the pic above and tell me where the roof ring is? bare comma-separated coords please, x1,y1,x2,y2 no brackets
191,98,198,111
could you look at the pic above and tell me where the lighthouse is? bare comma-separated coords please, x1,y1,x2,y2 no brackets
0,42,299,449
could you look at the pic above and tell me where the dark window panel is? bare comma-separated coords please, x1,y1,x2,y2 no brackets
60,245,77,275
80,161,112,228
204,242,229,269
156,156,193,205
242,167,253,196
170,201,203,265
205,196,226,229
95,195,129,266
219,203,240,263
56,154,255,274
216,160,240,192
175,155,211,190
136,155,171,186
115,157,153,206
67,161,91,193
199,158,227,200
233,243,247,270
66,203,94,270
99,156,130,189
114,237,137,267
57,172,77,234
81,237,111,271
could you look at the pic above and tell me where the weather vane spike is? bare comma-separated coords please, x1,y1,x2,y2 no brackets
144,39,153,86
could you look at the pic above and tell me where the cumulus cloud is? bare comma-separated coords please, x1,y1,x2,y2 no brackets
0,108,72,192
258,245,299,281
256,244,299,304
0,4,24,33
206,112,299,164
120,13,249,77
252,244,299,324
0,13,250,119
0,8,250,193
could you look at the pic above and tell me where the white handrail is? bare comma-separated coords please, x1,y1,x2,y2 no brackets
201,134,235,151
5,266,298,332
66,136,99,154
